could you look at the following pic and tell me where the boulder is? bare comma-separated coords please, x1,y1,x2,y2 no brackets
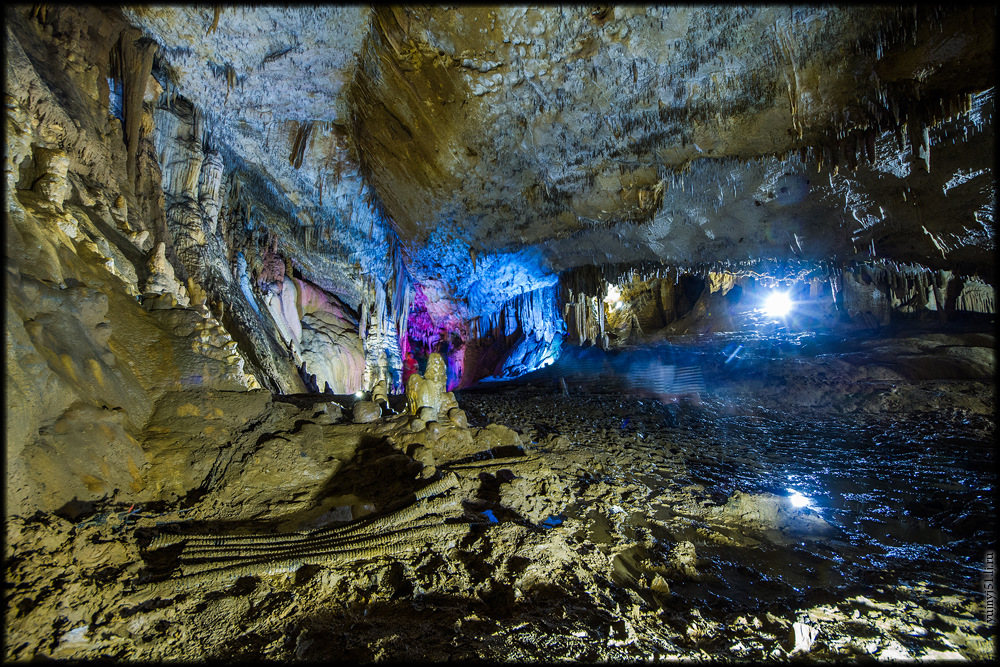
353,400,381,423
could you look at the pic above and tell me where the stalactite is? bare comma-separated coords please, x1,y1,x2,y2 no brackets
206,5,222,35
473,284,565,345
955,277,995,314
289,121,314,170
838,259,994,318
109,27,157,186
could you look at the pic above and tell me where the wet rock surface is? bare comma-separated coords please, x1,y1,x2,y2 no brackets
2,9,995,659
5,329,994,662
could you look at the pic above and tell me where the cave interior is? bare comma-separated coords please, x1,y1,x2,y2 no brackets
3,4,996,662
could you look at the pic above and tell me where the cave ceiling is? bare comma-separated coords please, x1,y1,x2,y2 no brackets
123,4,996,317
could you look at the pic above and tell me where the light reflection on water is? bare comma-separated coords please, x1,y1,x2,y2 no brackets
666,403,994,604
465,327,994,616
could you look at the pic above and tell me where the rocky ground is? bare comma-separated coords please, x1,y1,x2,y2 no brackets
4,331,996,662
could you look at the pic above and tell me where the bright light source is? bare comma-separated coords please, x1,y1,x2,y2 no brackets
787,488,812,508
354,391,364,398
763,291,793,318
604,284,624,309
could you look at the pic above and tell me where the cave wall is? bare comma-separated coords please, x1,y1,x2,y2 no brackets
3,6,377,514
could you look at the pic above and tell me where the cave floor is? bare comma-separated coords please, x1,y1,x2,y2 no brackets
5,329,996,662
458,388,995,661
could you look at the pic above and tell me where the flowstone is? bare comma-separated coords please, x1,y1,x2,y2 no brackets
143,242,190,308
406,353,458,419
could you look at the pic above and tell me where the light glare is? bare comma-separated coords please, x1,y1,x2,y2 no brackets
604,284,623,309
787,488,811,508
763,291,793,318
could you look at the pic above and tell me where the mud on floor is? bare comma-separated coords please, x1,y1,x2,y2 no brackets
5,390,996,661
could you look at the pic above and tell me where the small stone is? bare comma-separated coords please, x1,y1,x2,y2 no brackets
650,573,671,594
447,407,468,428
352,400,381,423
417,406,437,422
425,421,443,439
411,445,435,467
409,417,425,432
314,402,343,424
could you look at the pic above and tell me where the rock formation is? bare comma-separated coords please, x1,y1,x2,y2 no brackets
2,5,995,662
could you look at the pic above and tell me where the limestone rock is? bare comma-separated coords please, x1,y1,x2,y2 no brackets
353,400,382,423
139,389,273,502
22,402,148,511
167,199,208,264
708,492,834,545
142,306,260,390
213,425,363,519
473,423,523,451
409,444,436,469
420,425,477,462
186,277,209,308
77,233,140,297
143,242,190,307
198,151,224,232
440,391,459,414
668,541,699,580
312,401,344,424
372,379,389,408
497,470,573,524
406,352,453,417
263,278,367,394
299,309,366,394
110,194,129,228
264,278,303,348
424,352,448,393
650,573,671,595
128,229,150,251
407,374,434,417
447,407,468,428
31,147,71,209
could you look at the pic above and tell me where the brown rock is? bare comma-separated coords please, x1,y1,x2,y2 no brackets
447,407,468,428
353,400,382,423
